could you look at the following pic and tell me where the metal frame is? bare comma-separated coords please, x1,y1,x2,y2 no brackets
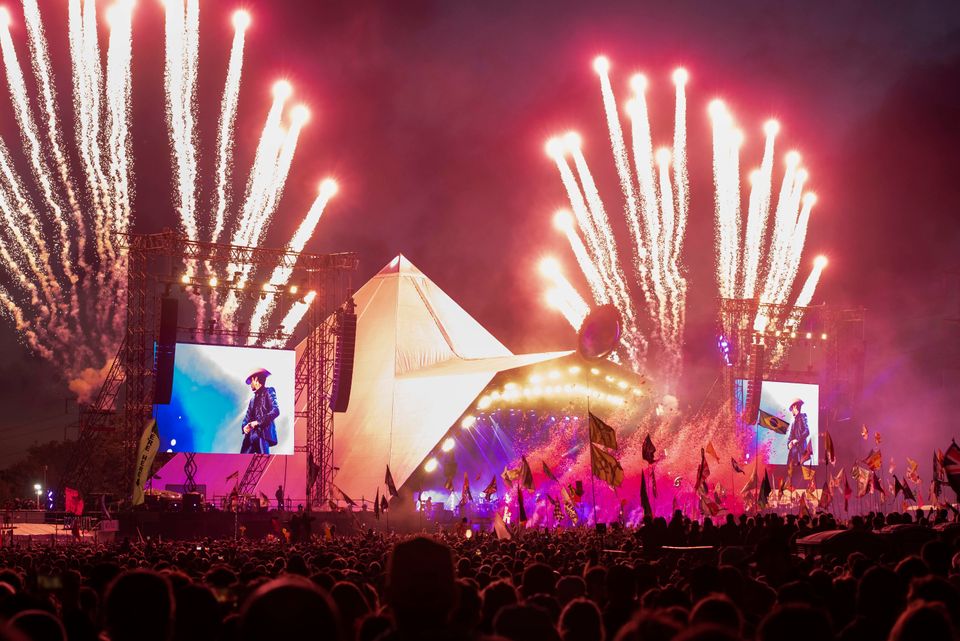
64,229,357,504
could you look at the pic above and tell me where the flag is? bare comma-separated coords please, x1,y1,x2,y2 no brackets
132,419,161,506
64,487,84,516
872,472,885,498
875,431,883,445
551,496,563,524
863,449,882,471
483,476,498,500
822,431,836,465
517,487,528,523
759,470,772,508
520,456,535,490
639,471,653,518
225,470,239,482
695,448,710,492
337,486,357,507
800,441,813,465
385,466,399,497
461,472,473,503
590,443,624,488
933,450,945,498
705,440,721,463
374,487,381,520
381,494,389,513
327,498,339,512
801,465,816,482
906,457,920,484
731,458,745,474
894,475,904,497
861,424,869,440
502,464,520,485
820,479,832,510
778,474,787,495
642,434,656,464
493,511,512,540
541,460,559,483
757,409,790,434
650,468,658,499
843,471,852,510
799,494,810,518
589,412,618,449
697,484,720,516
943,441,960,496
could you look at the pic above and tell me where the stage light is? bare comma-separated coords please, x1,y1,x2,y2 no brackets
821,333,828,340
461,415,476,429
262,282,271,291
291,104,310,125
814,255,828,268
548,370,560,380
545,137,564,158
605,375,614,383
289,285,298,294
424,458,439,473
209,276,218,287
655,147,671,166
786,150,801,167
319,178,338,197
170,439,177,446
180,274,190,284
568,366,580,374
563,131,582,149
805,332,812,339
553,210,574,231
618,381,628,389
590,368,600,375
477,396,492,410
708,99,727,120
529,374,543,384
166,448,173,453
441,437,455,452
0,8,11,29
33,483,41,491
790,332,797,338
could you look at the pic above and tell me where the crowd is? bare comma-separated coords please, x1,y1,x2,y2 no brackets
0,509,958,641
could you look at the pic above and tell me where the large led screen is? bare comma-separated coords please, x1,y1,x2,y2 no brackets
735,379,819,466
155,343,296,455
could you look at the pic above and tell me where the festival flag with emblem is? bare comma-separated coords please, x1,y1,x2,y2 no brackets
589,412,618,449
822,431,836,465
943,441,960,496
731,458,744,474
863,449,882,471
705,441,721,464
520,456,535,490
640,470,653,518
906,458,920,484
483,476,498,500
374,487,381,520
590,443,625,489
642,434,657,464
802,465,816,482
757,409,790,434
542,461,560,484
385,466,399,497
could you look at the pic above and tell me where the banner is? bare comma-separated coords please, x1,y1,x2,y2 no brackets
132,419,161,506
65,487,84,515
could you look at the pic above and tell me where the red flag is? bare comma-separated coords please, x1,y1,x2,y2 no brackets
820,479,832,510
943,441,960,496
695,448,710,493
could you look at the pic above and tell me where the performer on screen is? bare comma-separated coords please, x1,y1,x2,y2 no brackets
240,368,280,454
785,398,810,468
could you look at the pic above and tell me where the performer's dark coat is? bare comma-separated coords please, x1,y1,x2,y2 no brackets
786,411,810,466
240,386,280,454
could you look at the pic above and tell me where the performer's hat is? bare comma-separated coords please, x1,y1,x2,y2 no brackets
788,398,804,411
245,368,271,384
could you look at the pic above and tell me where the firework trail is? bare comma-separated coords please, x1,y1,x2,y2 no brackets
542,60,691,388
794,255,828,308
0,3,339,400
539,258,590,330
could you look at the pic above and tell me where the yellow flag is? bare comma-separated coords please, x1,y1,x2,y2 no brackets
589,413,618,449
132,419,160,506
590,443,624,488
801,465,816,481
705,441,720,463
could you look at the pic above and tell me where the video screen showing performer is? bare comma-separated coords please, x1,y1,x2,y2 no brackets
736,379,819,466
240,368,280,454
155,343,295,455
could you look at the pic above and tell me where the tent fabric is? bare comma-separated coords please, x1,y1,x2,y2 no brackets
156,254,572,503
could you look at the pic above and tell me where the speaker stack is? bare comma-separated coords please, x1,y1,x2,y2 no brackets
329,298,357,412
154,297,179,405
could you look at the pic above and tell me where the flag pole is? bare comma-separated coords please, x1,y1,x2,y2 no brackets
587,379,598,530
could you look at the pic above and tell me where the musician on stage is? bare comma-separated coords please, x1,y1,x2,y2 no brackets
785,398,810,467
240,368,280,454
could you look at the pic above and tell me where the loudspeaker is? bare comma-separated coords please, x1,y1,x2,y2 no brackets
183,492,202,513
329,299,357,412
154,297,179,405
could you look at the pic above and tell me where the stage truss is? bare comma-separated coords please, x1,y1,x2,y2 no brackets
719,299,866,450
63,230,358,508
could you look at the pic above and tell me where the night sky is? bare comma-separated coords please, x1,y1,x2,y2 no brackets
1,0,959,468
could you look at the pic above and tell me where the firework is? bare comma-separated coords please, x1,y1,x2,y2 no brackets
0,2,338,399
